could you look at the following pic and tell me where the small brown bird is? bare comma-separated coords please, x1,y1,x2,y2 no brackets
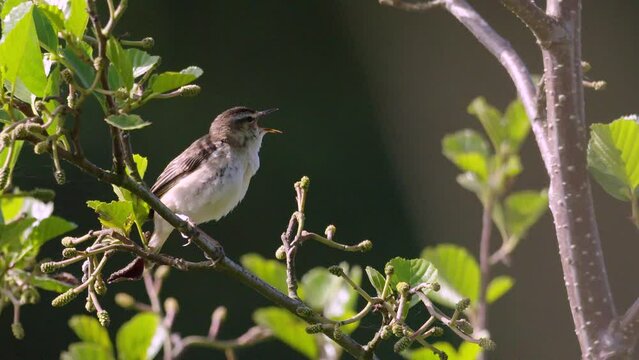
109,106,279,282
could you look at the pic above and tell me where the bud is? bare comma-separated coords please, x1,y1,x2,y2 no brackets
40,261,60,273
34,101,47,113
431,282,441,292
592,80,607,91
85,296,95,312
62,248,78,258
324,224,336,239
431,326,444,337
93,56,105,72
11,322,24,340
357,240,373,251
164,297,179,314
299,176,310,191
305,324,323,334
115,87,129,100
295,306,313,317
34,141,49,155
97,310,110,327
391,323,404,337
11,123,27,138
154,265,171,281
61,68,74,83
94,276,107,295
52,289,78,307
0,168,8,190
333,327,343,340
456,298,471,312
479,338,496,351
141,37,155,49
384,264,394,276
581,61,591,73
380,326,392,340
275,245,286,260
61,237,75,247
179,84,201,97
0,132,11,147
455,319,473,335
328,265,343,277
114,293,135,309
396,282,410,296
393,336,412,353
54,169,66,185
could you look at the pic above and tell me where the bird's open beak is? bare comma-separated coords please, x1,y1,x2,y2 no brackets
257,108,282,134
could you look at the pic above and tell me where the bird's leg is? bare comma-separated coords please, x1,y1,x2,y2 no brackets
176,213,197,247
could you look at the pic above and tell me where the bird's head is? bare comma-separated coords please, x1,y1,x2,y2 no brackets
210,106,280,146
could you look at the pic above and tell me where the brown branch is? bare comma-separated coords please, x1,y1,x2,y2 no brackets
476,198,494,334
379,0,444,11
499,0,564,46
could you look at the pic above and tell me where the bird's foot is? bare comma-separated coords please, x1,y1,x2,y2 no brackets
176,213,196,247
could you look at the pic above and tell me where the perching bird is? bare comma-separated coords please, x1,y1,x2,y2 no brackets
108,106,279,282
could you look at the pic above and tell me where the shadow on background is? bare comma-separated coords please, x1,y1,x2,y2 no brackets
2,1,639,359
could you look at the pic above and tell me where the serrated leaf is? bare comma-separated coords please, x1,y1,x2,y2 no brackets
495,189,548,239
421,244,479,308
588,117,639,201
61,343,114,360
486,275,514,304
86,200,134,234
388,257,438,309
116,313,160,360
28,215,76,248
468,97,529,154
365,266,386,296
0,3,47,96
31,274,73,293
127,49,159,78
68,315,113,352
253,307,317,359
149,66,202,94
105,114,150,130
65,0,88,37
240,253,288,295
443,129,490,180
106,37,134,90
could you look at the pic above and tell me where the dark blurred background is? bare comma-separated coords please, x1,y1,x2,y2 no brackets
3,1,639,359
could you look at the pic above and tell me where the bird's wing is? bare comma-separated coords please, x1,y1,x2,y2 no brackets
150,135,218,198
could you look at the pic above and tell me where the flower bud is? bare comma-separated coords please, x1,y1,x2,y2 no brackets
380,326,392,340
333,327,343,340
431,326,444,337
295,306,313,317
324,224,336,239
164,297,179,314
328,265,343,277
384,264,394,276
0,132,11,147
40,261,60,273
299,176,310,191
393,336,412,353
115,87,129,100
0,169,8,190
357,240,373,251
391,323,404,337
305,324,323,334
93,57,105,72
52,289,78,307
431,282,441,292
479,338,496,351
97,310,110,327
62,248,78,258
61,69,74,83
396,282,410,296
94,276,107,295
456,298,471,312
34,141,49,155
179,85,201,97
61,237,75,247
85,296,95,312
34,101,47,113
438,352,448,360
141,37,155,49
11,322,24,340
54,169,66,185
275,245,286,260
114,293,135,309
12,123,27,138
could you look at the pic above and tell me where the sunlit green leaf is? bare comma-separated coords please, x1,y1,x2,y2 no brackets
421,244,479,308
1,0,27,19
493,189,548,239
32,6,57,51
388,257,438,309
0,217,35,248
65,0,89,37
105,114,150,130
365,266,386,296
149,66,202,94
35,3,65,32
442,129,490,180
486,275,514,304
116,313,160,360
86,200,134,234
127,49,159,78
0,196,24,222
588,117,639,201
68,315,113,352
301,264,361,318
468,97,529,154
240,253,288,295
28,215,76,248
253,307,317,359
106,37,134,90
0,3,47,96
61,343,114,360
403,341,480,360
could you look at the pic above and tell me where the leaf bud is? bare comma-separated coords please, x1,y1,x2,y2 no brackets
324,224,336,239
62,248,78,258
275,245,286,260
357,240,373,251
384,264,394,276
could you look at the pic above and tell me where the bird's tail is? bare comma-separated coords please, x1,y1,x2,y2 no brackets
107,216,173,283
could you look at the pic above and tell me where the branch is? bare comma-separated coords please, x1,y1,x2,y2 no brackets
476,198,494,333
379,0,444,11
499,0,564,46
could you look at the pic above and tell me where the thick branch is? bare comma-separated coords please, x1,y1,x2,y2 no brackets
499,0,564,46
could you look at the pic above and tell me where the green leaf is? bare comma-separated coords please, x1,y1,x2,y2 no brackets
403,341,480,360
60,47,107,111
28,215,77,248
127,49,159,78
0,3,47,96
468,97,529,153
387,257,438,289
240,253,288,295
0,196,24,223
588,117,639,201
365,266,386,296
35,3,65,32
149,66,203,94
65,0,89,37
442,129,490,180
421,244,479,308
61,343,114,360
486,275,514,304
503,99,530,152
105,114,151,131
1,0,27,19
86,200,134,234
68,315,113,352
31,274,73,293
495,189,548,239
32,6,57,51
131,154,148,178
106,37,134,90
301,264,361,318
0,217,35,248
116,313,160,360
253,307,317,359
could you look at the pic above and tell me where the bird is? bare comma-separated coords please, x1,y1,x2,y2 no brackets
108,106,280,283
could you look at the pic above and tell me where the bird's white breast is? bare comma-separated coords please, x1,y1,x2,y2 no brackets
159,138,262,224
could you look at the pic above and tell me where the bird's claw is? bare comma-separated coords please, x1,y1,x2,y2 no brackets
176,213,196,247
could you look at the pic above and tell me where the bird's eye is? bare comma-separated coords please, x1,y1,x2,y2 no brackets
237,115,254,124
